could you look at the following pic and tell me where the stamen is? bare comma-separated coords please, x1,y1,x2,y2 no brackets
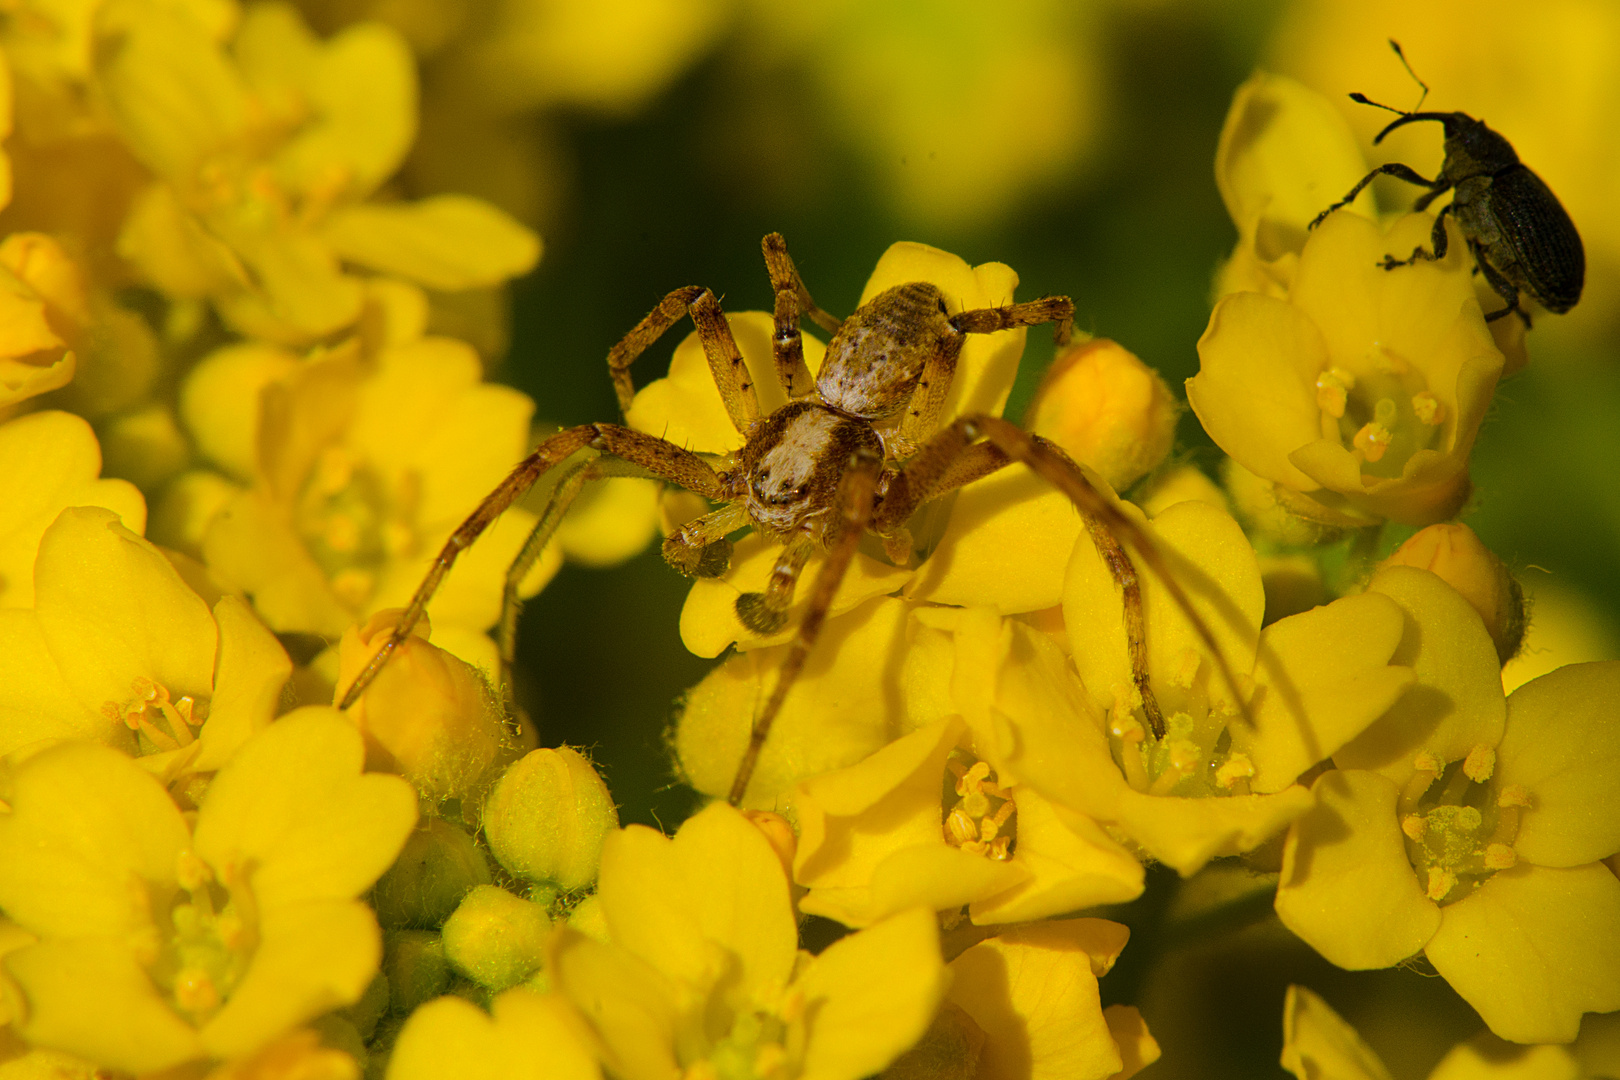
1353,421,1393,462
1171,648,1201,690
173,967,219,1016
1401,814,1427,842
1425,866,1457,902
1497,783,1532,809
945,808,978,846
1462,745,1496,783
1315,367,1356,418
1411,391,1444,426
1482,844,1517,870
1214,753,1254,791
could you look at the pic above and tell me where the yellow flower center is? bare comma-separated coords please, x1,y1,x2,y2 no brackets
698,1006,793,1080
944,756,1016,860
1397,746,1523,904
1323,346,1447,478
101,677,208,754
296,446,419,610
1107,650,1251,798
153,850,257,1025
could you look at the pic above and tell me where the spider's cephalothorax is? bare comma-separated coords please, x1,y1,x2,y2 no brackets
337,233,1244,807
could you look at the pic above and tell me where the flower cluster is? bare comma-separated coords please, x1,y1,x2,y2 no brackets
0,10,1615,1080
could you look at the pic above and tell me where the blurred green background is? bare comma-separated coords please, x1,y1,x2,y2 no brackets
367,0,1620,1075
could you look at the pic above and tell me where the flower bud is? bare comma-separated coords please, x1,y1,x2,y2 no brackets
0,233,84,406
385,930,450,1014
337,609,514,802
440,885,551,992
1379,524,1525,664
482,747,618,892
1027,339,1176,492
372,819,494,929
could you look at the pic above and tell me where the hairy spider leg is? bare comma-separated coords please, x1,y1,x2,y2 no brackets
761,233,843,400
607,285,761,433
734,533,819,635
337,423,727,710
728,446,883,805
966,415,1256,734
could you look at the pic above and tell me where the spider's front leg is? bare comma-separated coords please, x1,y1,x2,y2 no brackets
761,233,842,400
338,424,729,710
728,446,882,806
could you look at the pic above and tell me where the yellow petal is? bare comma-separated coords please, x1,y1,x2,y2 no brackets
1214,73,1375,263
548,929,679,1080
0,411,146,609
1428,1032,1582,1080
1496,662,1620,868
1188,291,1328,493
796,907,949,1080
808,845,1029,929
199,898,381,1060
1113,785,1313,877
1425,863,1620,1044
904,466,1082,614
179,342,300,481
214,231,365,342
0,610,120,757
117,182,249,300
1275,770,1440,970
201,489,351,637
4,937,202,1074
1065,499,1264,716
0,741,188,938
191,707,418,908
94,0,248,180
674,598,911,807
968,787,1144,924
188,596,292,773
323,196,540,291
1240,590,1414,793
387,990,602,1080
947,919,1128,1080
34,506,216,711
597,804,796,998
1103,1004,1162,1080
680,530,910,658
1279,984,1394,1080
1335,567,1507,785
557,478,661,568
856,242,1025,422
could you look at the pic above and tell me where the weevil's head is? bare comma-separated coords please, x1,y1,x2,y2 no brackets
1360,102,1522,177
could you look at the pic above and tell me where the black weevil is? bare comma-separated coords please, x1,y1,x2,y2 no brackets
1308,40,1583,328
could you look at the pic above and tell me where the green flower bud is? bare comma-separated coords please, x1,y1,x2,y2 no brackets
385,931,450,1015
482,747,618,891
441,885,551,992
373,819,494,929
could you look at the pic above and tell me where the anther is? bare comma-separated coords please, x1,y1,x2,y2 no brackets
1462,745,1496,783
1401,813,1427,842
1214,753,1254,790
1497,784,1532,809
1482,843,1517,870
1315,367,1355,418
1411,391,1444,426
1425,866,1457,902
1353,421,1394,462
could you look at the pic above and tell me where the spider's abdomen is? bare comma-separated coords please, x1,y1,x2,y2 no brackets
817,282,958,420
738,401,882,538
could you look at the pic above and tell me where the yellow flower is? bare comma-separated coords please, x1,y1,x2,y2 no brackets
791,715,1143,929
550,802,949,1080
1275,662,1620,1043
0,410,144,609
183,320,553,646
1024,337,1177,494
0,506,289,782
1212,71,1376,302
386,988,600,1080
919,920,1160,1080
0,232,88,406
1041,499,1414,874
1191,209,1505,527
0,708,417,1073
99,0,537,343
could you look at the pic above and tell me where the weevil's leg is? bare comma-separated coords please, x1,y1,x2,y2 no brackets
339,424,728,710
663,501,750,578
1381,203,1455,269
607,286,705,413
607,286,761,433
735,532,817,635
729,447,882,806
762,233,843,399
1309,163,1448,229
1473,241,1532,327
962,415,1257,734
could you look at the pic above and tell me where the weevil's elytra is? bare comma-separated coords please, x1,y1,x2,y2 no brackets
1309,40,1584,328
336,232,1251,808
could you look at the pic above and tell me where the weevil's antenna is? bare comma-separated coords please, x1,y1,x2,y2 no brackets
1348,91,1407,116
1388,39,1430,111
